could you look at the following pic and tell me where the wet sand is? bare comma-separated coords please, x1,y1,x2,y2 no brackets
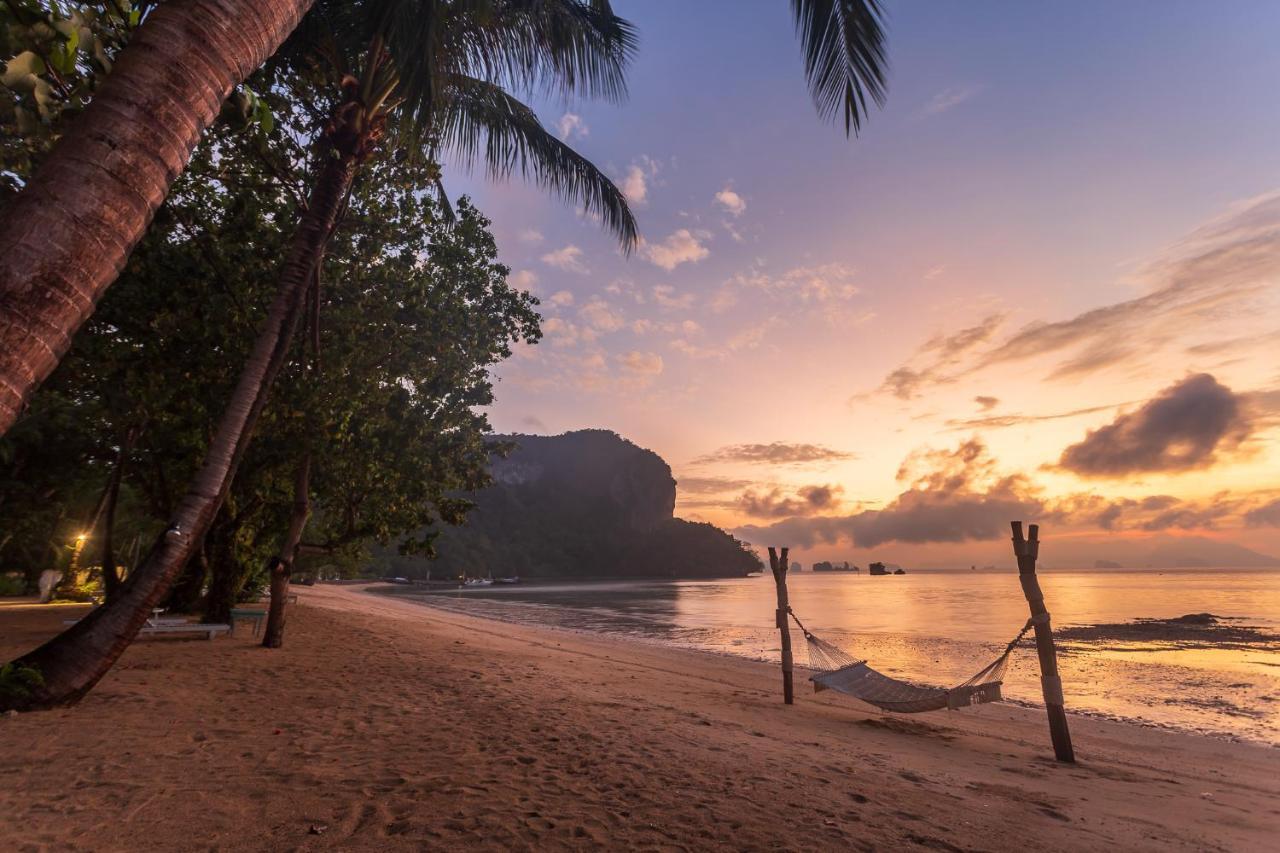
1,584,1277,851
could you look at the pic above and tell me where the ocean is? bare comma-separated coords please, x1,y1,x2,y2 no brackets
380,568,1280,744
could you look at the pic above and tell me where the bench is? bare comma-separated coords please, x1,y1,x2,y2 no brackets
229,608,268,638
62,609,229,640
140,623,230,640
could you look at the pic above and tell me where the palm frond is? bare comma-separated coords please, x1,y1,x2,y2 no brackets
353,0,635,135
792,0,888,136
438,74,637,250
472,0,637,103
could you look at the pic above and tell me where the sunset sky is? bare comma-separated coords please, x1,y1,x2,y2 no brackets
451,1,1280,567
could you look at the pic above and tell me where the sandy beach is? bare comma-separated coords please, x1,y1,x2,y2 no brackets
2,584,1277,852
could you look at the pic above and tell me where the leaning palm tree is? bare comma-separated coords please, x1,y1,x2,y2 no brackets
2,0,640,709
0,0,317,436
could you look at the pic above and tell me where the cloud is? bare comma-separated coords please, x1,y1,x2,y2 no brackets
869,191,1280,397
1046,492,1244,533
1057,374,1252,477
509,269,538,290
620,165,648,205
518,228,544,245
618,350,664,376
692,442,856,466
677,476,756,495
735,439,1038,548
570,351,610,391
731,437,1280,549
1245,498,1280,527
738,484,843,518
520,415,547,431
618,156,658,206
920,85,981,117
643,229,710,271
548,290,574,307
714,186,747,216
652,284,694,310
556,112,588,141
974,396,999,411
541,317,581,347
579,298,625,333
979,191,1280,378
777,264,859,302
541,245,588,273
946,401,1123,431
669,339,721,359
721,219,746,243
725,262,859,304
877,314,1005,399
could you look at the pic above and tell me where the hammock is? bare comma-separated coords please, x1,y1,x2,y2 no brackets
789,609,1040,714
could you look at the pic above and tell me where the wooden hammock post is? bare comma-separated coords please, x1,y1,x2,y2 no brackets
768,546,794,705
1011,521,1075,763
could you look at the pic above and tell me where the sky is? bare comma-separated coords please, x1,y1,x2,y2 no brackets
447,1,1280,568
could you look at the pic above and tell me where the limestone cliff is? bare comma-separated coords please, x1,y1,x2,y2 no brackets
379,430,760,580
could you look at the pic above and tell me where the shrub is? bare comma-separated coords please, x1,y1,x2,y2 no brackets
0,662,44,704
0,573,26,597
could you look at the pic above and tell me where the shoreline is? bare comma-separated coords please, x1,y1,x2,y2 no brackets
2,583,1278,850
374,583,1280,748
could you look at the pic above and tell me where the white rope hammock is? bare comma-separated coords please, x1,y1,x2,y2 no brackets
789,609,1042,714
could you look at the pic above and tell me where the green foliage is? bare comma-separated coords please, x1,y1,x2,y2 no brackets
0,391,111,587
0,1,138,197
2,60,541,614
0,661,44,703
0,573,26,596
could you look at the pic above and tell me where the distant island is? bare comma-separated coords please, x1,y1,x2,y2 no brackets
375,430,762,580
813,561,859,573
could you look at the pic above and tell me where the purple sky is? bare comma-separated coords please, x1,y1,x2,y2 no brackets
445,1,1280,566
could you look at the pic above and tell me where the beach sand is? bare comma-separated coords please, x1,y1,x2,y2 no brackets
1,584,1276,852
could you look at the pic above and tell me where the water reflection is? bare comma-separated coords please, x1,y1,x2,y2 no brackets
381,568,1280,744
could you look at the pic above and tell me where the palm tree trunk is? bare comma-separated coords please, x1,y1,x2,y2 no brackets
203,527,248,625
164,541,209,614
99,428,139,602
1,152,358,712
262,453,311,648
0,0,314,437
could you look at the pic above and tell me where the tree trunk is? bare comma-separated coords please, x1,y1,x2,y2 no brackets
0,0,314,437
100,427,140,602
262,453,311,648
1,152,358,711
99,464,123,602
164,543,209,614
203,535,248,625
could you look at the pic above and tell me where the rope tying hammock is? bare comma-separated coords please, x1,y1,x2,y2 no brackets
788,609,1043,713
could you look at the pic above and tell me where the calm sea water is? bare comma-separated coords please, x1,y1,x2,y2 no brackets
382,568,1280,744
